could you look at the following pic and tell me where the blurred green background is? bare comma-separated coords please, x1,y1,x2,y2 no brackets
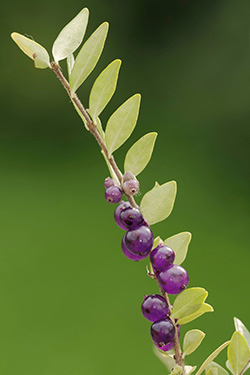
1,0,250,374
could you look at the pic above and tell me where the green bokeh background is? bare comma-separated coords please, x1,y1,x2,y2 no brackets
1,0,250,374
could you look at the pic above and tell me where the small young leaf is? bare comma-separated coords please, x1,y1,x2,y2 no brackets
153,236,163,248
177,303,213,325
183,329,205,356
228,332,250,375
234,318,250,349
153,346,176,371
196,341,230,375
124,132,158,176
95,116,105,141
70,22,109,93
163,232,192,265
72,101,89,130
171,287,208,320
226,359,235,374
206,369,218,375
140,181,177,226
67,53,75,77
11,32,50,69
101,150,119,184
185,366,197,375
52,8,89,62
105,94,141,155
206,362,229,375
89,59,122,122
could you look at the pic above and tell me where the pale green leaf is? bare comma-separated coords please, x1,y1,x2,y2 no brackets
234,318,250,349
196,341,230,375
140,181,177,225
72,101,89,130
171,287,208,320
163,232,192,265
101,150,119,184
11,32,50,69
153,346,175,371
105,94,141,155
177,303,213,325
186,366,197,375
124,132,158,176
206,362,229,375
89,59,122,121
95,116,105,141
153,181,160,189
70,22,109,93
67,53,75,77
52,8,89,62
153,236,163,248
228,332,250,375
226,359,235,374
206,368,218,375
183,329,205,356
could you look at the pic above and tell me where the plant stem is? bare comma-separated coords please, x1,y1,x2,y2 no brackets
51,61,185,374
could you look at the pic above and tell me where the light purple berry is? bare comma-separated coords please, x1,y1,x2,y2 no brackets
119,207,143,230
105,186,123,204
123,179,140,195
158,265,189,295
104,177,115,189
150,245,175,274
124,225,153,256
150,318,175,350
121,236,148,261
114,201,131,229
141,294,170,322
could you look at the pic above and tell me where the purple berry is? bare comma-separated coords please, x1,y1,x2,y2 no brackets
114,201,131,229
123,179,140,195
150,318,175,350
121,236,148,261
105,186,123,204
104,177,115,189
124,225,153,256
141,294,170,322
160,324,181,352
150,245,175,274
119,207,144,230
158,265,189,295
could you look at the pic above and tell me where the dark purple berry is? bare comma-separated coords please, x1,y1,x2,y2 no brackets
124,225,153,256
141,294,170,322
104,177,115,189
123,179,140,195
150,318,175,350
160,324,181,352
114,201,131,229
105,186,123,204
158,265,189,295
119,207,143,230
121,236,148,261
150,245,175,274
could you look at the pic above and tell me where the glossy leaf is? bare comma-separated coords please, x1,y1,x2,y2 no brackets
140,181,177,225
105,94,141,155
183,329,205,356
171,287,208,320
11,32,50,69
70,22,109,93
67,54,75,77
177,303,213,325
124,132,158,176
89,59,121,121
196,341,230,375
206,362,229,375
234,318,250,349
228,332,250,375
185,366,197,375
52,8,89,62
163,232,192,265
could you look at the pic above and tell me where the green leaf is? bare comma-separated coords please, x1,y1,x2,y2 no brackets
153,346,175,371
72,101,89,130
105,94,141,155
124,132,158,176
228,332,250,375
206,369,218,375
183,329,205,356
11,32,50,69
171,287,208,320
185,366,197,375
101,150,119,184
89,59,122,122
177,303,213,325
206,362,229,375
140,181,177,225
196,341,230,375
234,318,250,349
70,22,109,93
153,236,163,248
95,116,105,141
52,8,89,63
67,53,75,77
163,232,192,265
226,359,235,374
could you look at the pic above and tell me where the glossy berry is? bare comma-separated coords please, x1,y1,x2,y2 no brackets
121,236,148,261
114,201,131,229
123,179,140,195
161,324,180,352
104,177,115,189
119,207,143,230
141,294,170,322
158,264,189,295
150,318,175,350
105,186,123,204
150,245,175,274
124,225,153,256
